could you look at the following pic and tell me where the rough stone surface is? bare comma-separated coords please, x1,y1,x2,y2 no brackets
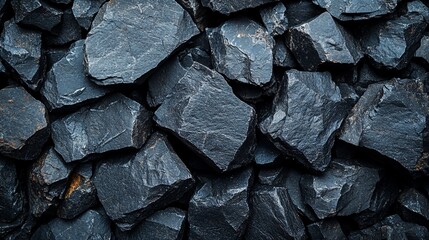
307,219,346,240
260,70,348,172
284,0,323,27
51,94,152,162
398,188,429,226
254,136,282,165
273,38,297,68
154,63,256,172
260,2,288,36
85,0,199,85
72,0,107,30
201,0,278,15
177,0,209,31
416,35,429,64
406,0,429,23
207,18,274,86
94,133,194,231
45,9,82,46
0,87,49,160
287,12,363,70
11,0,63,32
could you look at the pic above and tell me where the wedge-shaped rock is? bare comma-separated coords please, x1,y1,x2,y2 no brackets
307,219,346,240
260,70,348,171
398,188,429,226
72,0,106,30
11,0,63,32
189,168,253,240
260,2,288,36
51,94,152,162
154,63,256,172
116,208,186,240
94,133,193,231
85,0,199,85
0,87,49,160
340,79,429,175
41,40,109,111
207,18,274,86
201,0,278,15
287,12,363,70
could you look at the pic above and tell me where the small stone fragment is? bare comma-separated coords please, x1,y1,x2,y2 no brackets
0,87,49,160
307,219,346,240
398,188,429,226
51,94,152,162
254,136,282,165
154,63,256,172
45,9,82,46
11,0,63,32
94,133,194,230
416,35,429,64
207,18,274,86
273,38,298,68
260,2,288,36
72,0,107,30
201,0,278,15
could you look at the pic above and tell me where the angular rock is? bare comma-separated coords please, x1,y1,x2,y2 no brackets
72,0,107,30
406,0,429,23
85,0,199,85
273,38,297,68
51,94,152,162
46,0,72,4
284,0,323,27
0,87,49,160
307,219,346,240
254,136,282,165
260,70,348,171
201,0,278,15
11,0,63,32
245,185,306,240
45,9,82,46
260,2,288,36
257,167,285,185
154,63,256,172
115,208,186,240
189,168,253,240
340,79,429,175
177,0,209,31
416,35,429,64
207,18,274,86
287,12,363,70
398,188,429,226
0,21,43,90
94,133,194,230
45,48,68,71
41,40,109,111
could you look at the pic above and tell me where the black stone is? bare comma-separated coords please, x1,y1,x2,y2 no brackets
0,87,49,160
200,0,278,15
273,38,298,68
257,166,285,185
45,47,68,71
51,94,152,162
11,0,63,32
260,2,288,36
154,63,256,172
254,135,282,166
416,35,429,65
177,0,209,31
46,0,72,4
398,188,429,226
94,133,194,231
72,0,107,30
45,9,82,46
284,0,323,27
307,219,346,240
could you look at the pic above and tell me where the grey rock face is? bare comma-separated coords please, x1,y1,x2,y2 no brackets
188,168,253,240
72,0,107,30
307,219,346,240
273,38,297,68
287,12,363,70
11,0,63,32
0,87,49,160
51,94,152,162
207,18,274,86
177,0,209,31
201,0,278,15
406,0,429,23
45,9,82,46
398,188,429,226
94,133,194,231
85,0,199,85
154,63,256,172
416,35,429,64
260,70,348,172
254,136,281,165
260,2,288,36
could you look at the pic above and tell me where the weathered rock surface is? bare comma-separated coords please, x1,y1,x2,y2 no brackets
254,136,282,165
11,0,63,32
273,38,297,68
307,219,346,240
260,2,288,36
398,188,429,226
201,0,278,15
177,0,209,31
45,9,82,46
72,0,107,30
416,35,429,64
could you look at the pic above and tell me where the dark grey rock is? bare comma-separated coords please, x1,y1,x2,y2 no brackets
245,185,306,240
46,0,72,4
416,35,429,64
406,0,429,23
260,70,348,172
260,2,288,36
189,168,253,240
254,136,282,165
273,38,297,68
45,9,82,46
340,79,429,175
338,83,360,107
0,21,43,90
307,219,346,240
94,133,194,231
201,0,278,15
398,188,429,226
45,48,68,71
41,40,109,111
257,167,285,185
51,94,152,162
11,0,63,32
154,63,256,172
207,18,274,86
0,87,49,160
115,208,186,240
287,12,363,70
72,0,107,30
85,0,199,85
177,0,209,31
284,0,323,27
31,210,113,240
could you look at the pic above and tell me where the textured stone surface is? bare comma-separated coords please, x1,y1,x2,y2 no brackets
260,2,288,36
398,188,429,226
85,0,199,85
45,9,82,46
201,0,278,15
94,133,194,230
285,0,323,27
72,0,107,30
254,136,281,165
307,219,346,240
406,0,429,23
177,0,209,31
0,87,49,160
11,0,63,32
416,35,429,64
154,63,256,172
51,94,152,162
273,38,297,68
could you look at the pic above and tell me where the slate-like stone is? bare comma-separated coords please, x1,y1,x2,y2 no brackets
307,219,346,240
245,185,306,240
72,0,107,30
260,70,348,172
201,0,278,15
115,208,186,240
207,18,274,86
257,167,285,185
51,94,152,162
11,0,63,32
273,38,298,68
85,0,199,85
94,133,194,231
284,0,323,27
0,87,49,160
406,0,429,23
260,2,288,36
287,12,363,70
41,40,109,111
188,168,253,240
416,35,429,64
177,0,209,31
45,48,68,71
45,9,82,46
46,0,72,4
28,147,72,217
0,21,43,90
398,188,429,226
340,79,429,175
154,63,256,172
31,210,113,240
254,136,282,165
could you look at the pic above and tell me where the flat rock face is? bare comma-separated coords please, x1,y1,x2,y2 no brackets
340,79,429,175
287,12,363,70
398,188,429,226
0,21,43,90
94,133,194,231
207,18,274,86
0,87,49,160
201,0,278,15
260,2,288,36
72,0,107,30
85,0,199,85
188,168,253,240
11,0,63,32
154,63,256,172
51,94,152,162
260,70,348,172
